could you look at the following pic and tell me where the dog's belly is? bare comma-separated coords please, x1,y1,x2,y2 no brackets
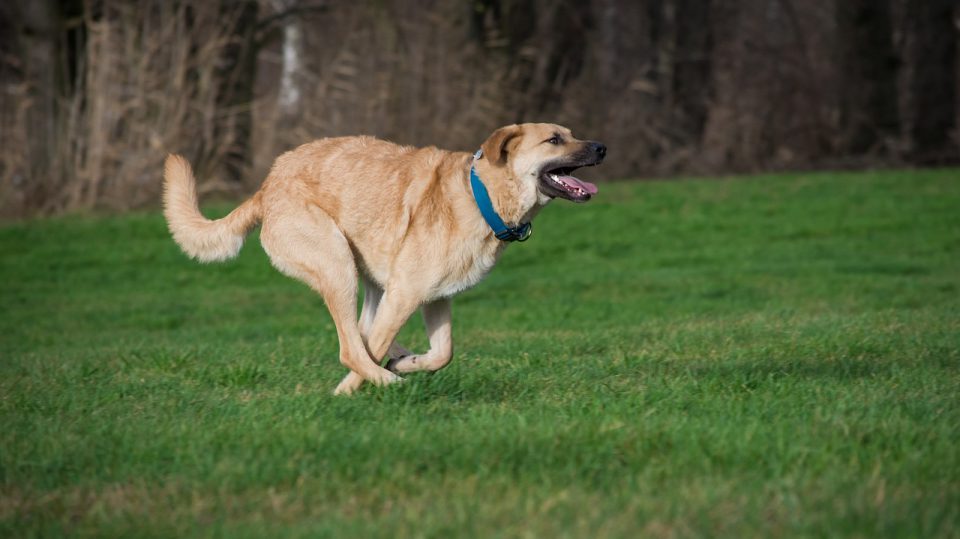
352,252,390,290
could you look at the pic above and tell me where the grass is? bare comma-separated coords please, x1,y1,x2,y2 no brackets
1,168,959,537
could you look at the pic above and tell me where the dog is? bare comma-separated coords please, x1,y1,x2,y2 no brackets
163,123,606,394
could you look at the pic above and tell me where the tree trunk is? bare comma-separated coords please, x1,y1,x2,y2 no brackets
277,16,304,121
836,0,900,155
904,0,957,163
214,0,259,184
270,0,305,123
701,0,744,169
18,1,60,185
672,0,713,140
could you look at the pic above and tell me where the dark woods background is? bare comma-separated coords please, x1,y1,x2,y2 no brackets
1,0,957,218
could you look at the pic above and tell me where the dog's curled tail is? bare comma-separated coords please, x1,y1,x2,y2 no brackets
163,154,262,262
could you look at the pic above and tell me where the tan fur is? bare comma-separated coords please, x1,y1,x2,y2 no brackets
163,123,600,394
162,155,262,262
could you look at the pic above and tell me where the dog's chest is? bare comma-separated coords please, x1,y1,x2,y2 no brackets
433,242,502,299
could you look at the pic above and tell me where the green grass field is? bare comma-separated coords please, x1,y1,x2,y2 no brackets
2,169,959,537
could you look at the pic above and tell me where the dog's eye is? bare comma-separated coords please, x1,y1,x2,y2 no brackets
546,136,562,145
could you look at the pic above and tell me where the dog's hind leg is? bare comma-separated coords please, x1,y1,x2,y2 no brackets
260,207,400,391
359,277,413,360
363,286,423,369
335,295,453,394
335,278,415,395
334,280,431,394
385,298,452,374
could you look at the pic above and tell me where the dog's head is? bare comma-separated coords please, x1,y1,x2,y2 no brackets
480,123,606,206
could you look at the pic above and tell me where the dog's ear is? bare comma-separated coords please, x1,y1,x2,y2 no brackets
481,124,522,166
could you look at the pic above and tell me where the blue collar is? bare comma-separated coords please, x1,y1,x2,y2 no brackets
468,149,532,242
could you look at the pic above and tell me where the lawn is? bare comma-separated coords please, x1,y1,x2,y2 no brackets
1,169,958,537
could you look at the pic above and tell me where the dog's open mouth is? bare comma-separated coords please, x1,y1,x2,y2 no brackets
539,165,599,203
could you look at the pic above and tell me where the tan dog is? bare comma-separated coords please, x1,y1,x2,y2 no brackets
163,123,606,394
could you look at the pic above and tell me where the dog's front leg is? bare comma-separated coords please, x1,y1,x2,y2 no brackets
333,287,422,395
385,298,452,374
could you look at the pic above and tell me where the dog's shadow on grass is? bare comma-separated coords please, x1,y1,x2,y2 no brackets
332,351,921,407
350,368,530,406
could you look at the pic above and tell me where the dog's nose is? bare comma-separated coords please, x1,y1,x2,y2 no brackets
591,142,607,160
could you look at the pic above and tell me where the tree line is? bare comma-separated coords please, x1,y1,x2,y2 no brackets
0,0,956,217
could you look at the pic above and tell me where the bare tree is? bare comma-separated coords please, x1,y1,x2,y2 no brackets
836,0,900,154
903,0,957,162
211,0,259,184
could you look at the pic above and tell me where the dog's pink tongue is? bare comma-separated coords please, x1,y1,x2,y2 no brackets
557,175,598,195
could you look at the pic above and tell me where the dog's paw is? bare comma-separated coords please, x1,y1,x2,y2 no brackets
365,367,403,387
333,369,403,395
383,355,408,374
385,354,444,374
333,382,356,396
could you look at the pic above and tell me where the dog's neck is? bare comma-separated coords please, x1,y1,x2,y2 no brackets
467,155,541,230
